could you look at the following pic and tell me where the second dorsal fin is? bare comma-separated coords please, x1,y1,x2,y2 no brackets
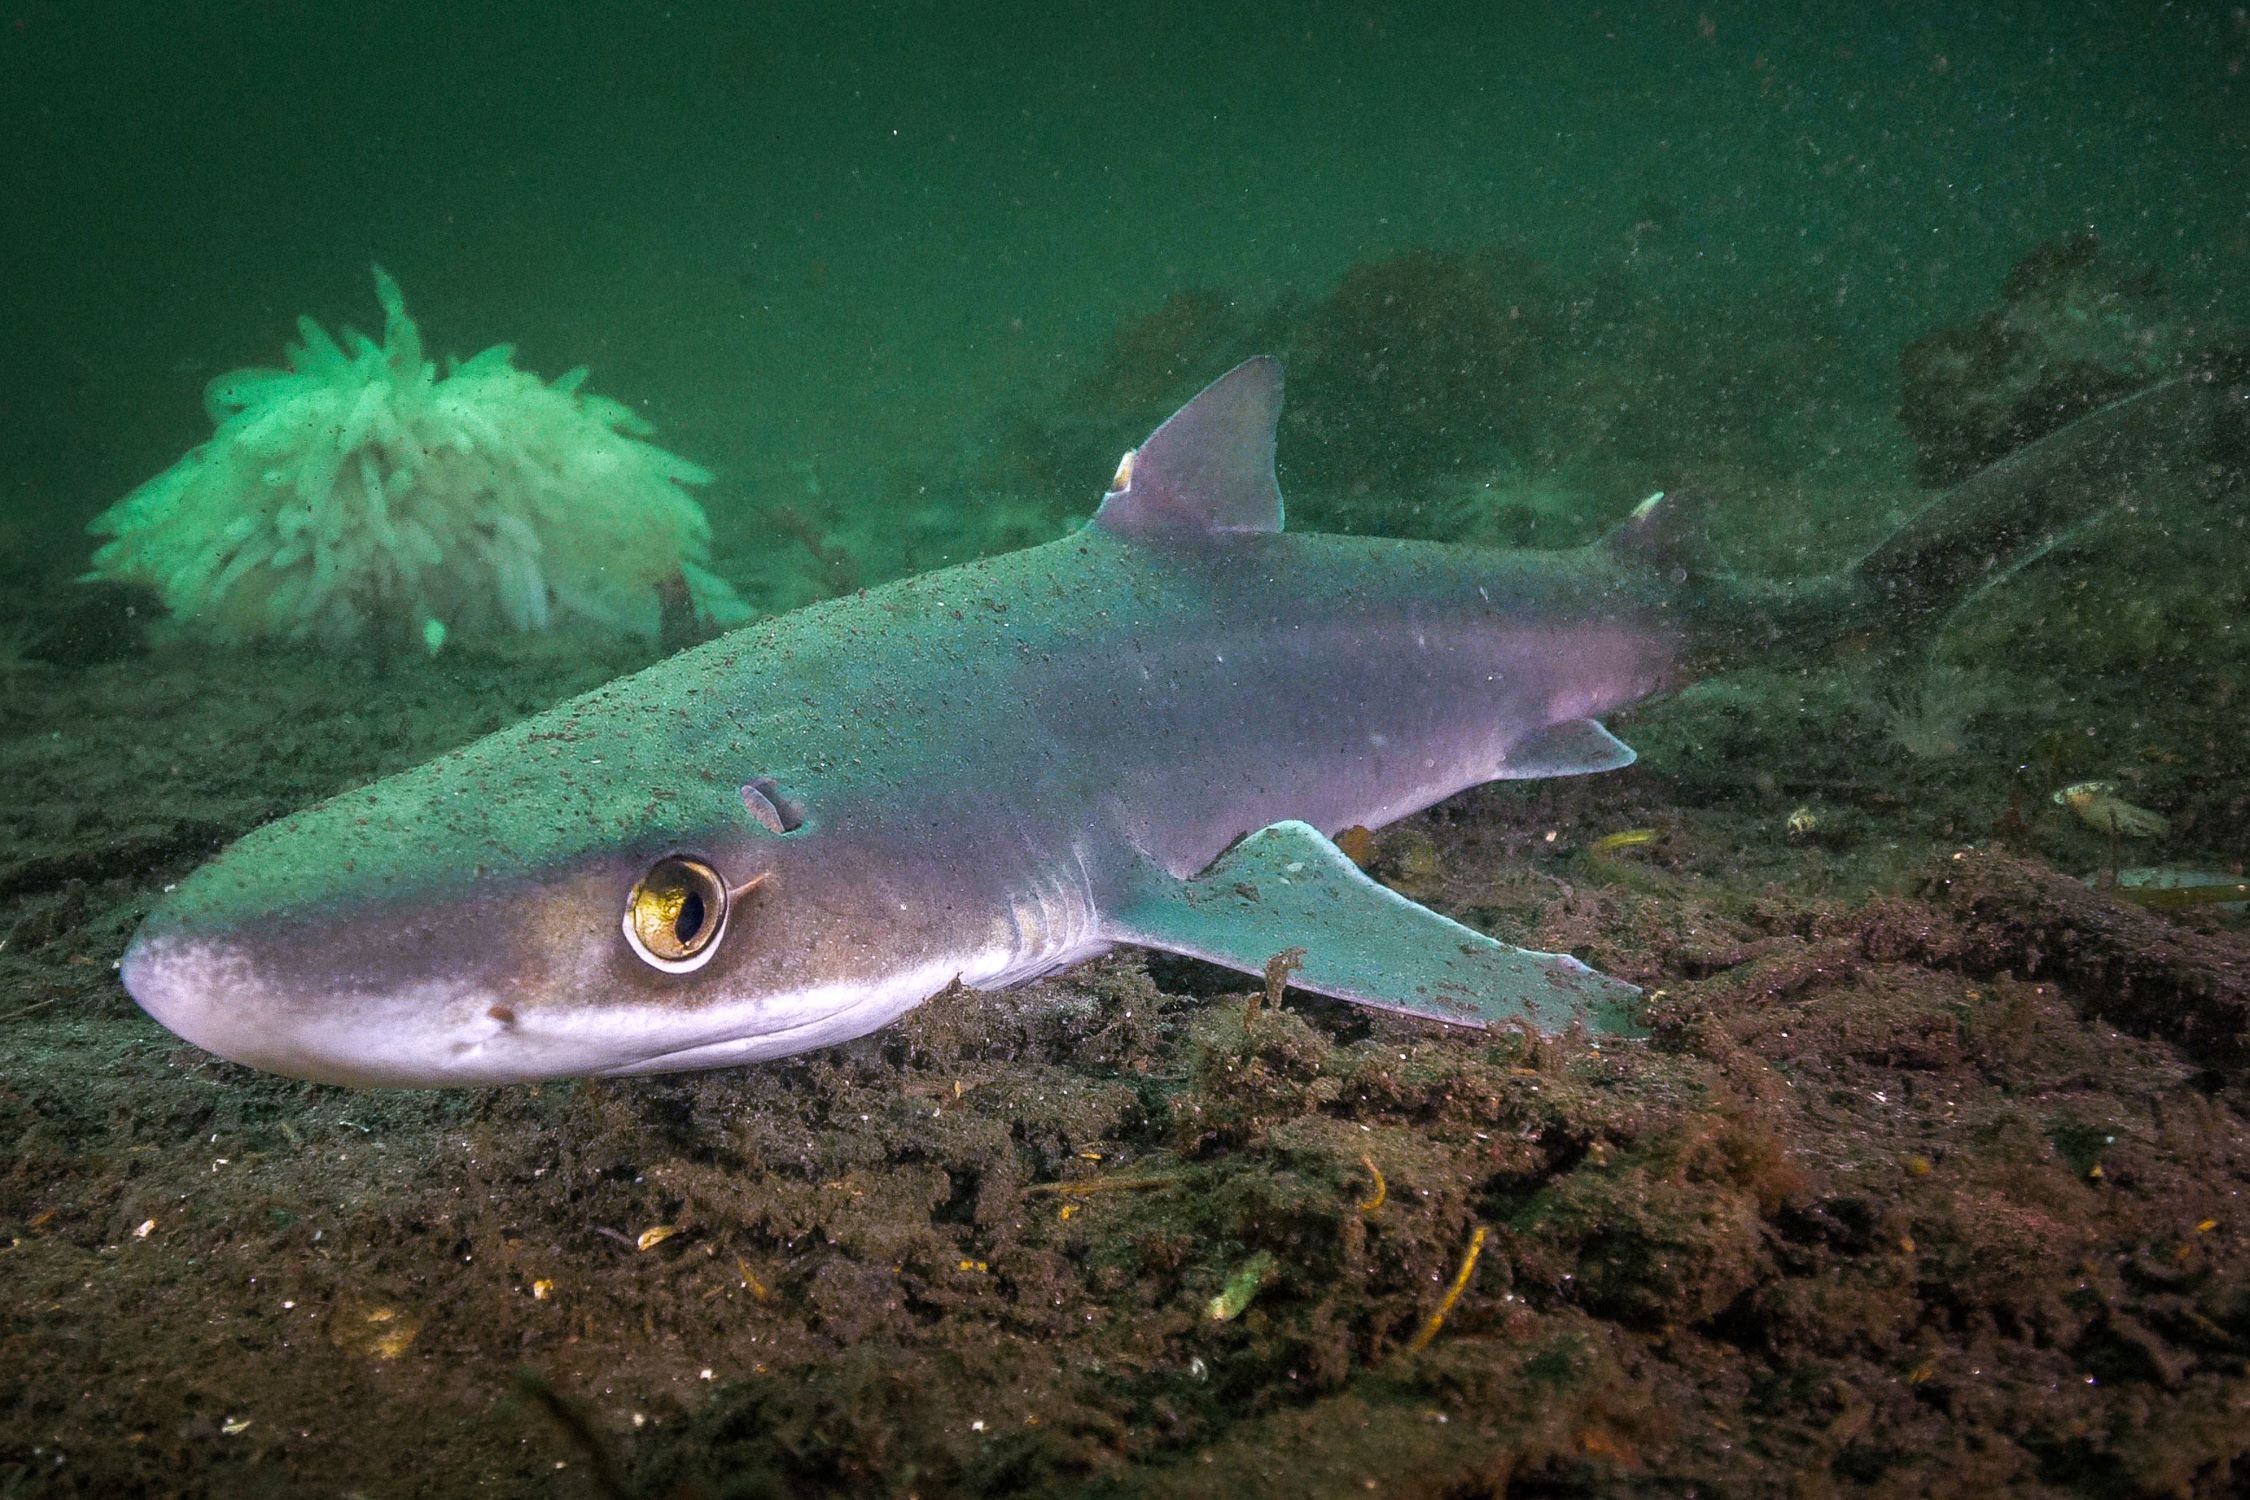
1093,356,1285,537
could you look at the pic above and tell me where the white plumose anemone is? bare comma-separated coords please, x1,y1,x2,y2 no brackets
87,268,750,648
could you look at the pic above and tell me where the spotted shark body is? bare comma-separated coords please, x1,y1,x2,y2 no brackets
120,358,2231,1085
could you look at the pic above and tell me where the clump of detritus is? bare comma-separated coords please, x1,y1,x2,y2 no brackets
1171,993,1337,1156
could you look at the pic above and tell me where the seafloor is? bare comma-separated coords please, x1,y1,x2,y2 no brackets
5,246,2250,1497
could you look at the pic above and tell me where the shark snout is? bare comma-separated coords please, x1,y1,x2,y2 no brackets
118,901,765,1087
121,923,321,1079
119,920,537,1087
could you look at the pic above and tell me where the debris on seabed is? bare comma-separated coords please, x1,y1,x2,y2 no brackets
1024,1173,1181,1198
1357,1153,1388,1216
1248,946,1305,1026
331,1303,422,1361
2054,781,2169,837
1205,1251,1278,1322
2102,866,2250,912
1407,1225,1489,1353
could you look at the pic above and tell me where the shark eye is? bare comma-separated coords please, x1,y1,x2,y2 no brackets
623,855,730,973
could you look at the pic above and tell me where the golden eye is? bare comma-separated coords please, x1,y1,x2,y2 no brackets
623,855,729,972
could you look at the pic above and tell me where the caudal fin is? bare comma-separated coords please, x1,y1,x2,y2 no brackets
1649,366,2244,675
1848,368,2238,647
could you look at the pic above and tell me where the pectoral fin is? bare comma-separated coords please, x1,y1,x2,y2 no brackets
1502,718,1637,779
1102,821,1643,1036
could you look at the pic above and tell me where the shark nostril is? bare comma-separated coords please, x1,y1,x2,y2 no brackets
741,778,805,834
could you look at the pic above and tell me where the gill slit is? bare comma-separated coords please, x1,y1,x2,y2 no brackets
994,838,1103,986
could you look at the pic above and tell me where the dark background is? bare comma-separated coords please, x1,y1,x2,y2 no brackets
3,1,2243,583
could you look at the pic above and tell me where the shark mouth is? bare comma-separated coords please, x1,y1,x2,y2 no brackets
122,926,1016,1087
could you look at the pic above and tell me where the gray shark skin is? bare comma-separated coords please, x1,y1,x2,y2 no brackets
119,357,2232,1086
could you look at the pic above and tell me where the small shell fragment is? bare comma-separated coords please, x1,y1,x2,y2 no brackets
2054,781,2169,838
331,1303,422,1360
637,1225,680,1251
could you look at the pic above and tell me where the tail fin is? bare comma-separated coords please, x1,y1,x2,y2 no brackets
1644,367,2242,676
1849,368,2235,646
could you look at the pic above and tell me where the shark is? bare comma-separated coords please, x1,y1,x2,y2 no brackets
119,357,2233,1086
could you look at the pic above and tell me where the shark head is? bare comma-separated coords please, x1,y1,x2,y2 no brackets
120,696,1014,1086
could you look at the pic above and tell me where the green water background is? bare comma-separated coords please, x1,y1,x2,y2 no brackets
2,1,2243,594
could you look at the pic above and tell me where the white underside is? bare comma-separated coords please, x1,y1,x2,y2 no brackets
592,948,1035,1075
125,931,1050,1086
123,853,1115,1087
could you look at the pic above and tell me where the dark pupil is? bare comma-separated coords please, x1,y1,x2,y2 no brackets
674,890,706,944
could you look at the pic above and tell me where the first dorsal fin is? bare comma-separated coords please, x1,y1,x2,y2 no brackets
1093,356,1285,537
